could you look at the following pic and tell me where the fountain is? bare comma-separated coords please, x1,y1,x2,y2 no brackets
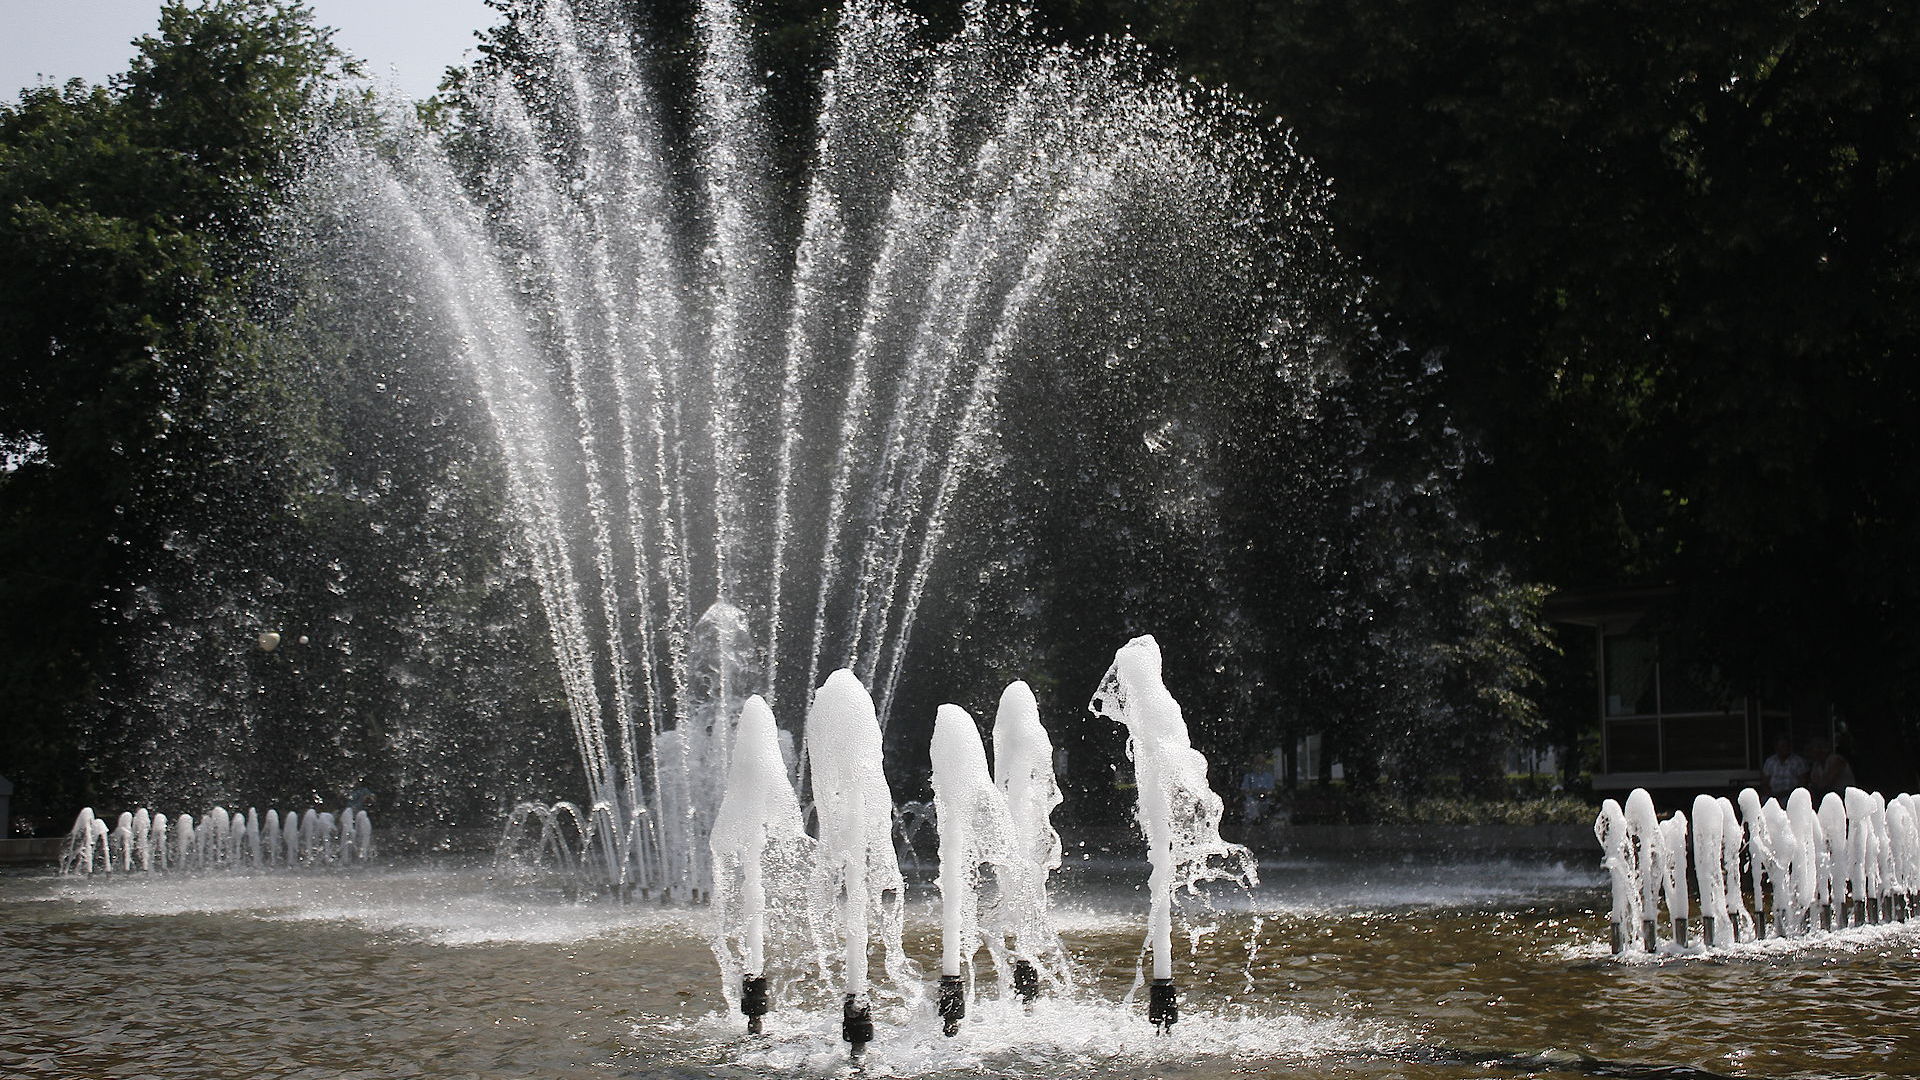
60,804,374,875
282,0,1327,899
1596,785,1920,955
709,694,821,1033
805,669,913,1055
18,0,1920,1073
928,701,1011,1034
47,0,1316,1056
989,680,1071,1000
703,644,1249,1054
1090,636,1257,1029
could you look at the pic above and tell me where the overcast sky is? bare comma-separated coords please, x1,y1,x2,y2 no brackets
1,0,499,102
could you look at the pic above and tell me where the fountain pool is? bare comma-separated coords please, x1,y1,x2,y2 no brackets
5,855,1918,1078
33,0,1920,1074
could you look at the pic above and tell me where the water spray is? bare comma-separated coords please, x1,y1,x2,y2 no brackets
807,671,908,1061
930,702,1017,1037
1599,783,1920,954
992,681,1071,1005
1659,811,1691,948
709,695,812,1038
1090,636,1256,1032
1594,799,1638,955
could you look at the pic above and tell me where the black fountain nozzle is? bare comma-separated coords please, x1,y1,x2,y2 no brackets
1012,958,1040,1005
741,974,770,1035
1147,978,1177,1032
937,974,965,1036
842,993,873,1057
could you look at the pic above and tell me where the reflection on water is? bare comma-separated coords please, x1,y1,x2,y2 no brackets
2,856,1917,1079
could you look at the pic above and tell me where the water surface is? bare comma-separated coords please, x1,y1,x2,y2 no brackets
3,855,1915,1078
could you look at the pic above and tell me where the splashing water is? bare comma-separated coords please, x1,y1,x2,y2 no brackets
1600,785,1920,955
1088,636,1258,993
61,804,373,875
704,662,1262,1054
806,670,917,1012
991,680,1072,992
284,0,1316,896
930,702,1013,995
709,695,827,1018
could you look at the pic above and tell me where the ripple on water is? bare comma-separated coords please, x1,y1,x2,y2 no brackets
6,865,1920,1078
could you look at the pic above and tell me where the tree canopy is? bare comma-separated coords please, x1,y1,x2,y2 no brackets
0,1,574,830
1034,0,1920,785
5,0,1915,831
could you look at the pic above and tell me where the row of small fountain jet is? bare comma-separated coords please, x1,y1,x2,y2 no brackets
1596,786,1920,954
60,805,375,875
701,636,1254,1055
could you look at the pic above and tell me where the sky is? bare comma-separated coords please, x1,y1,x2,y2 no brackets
1,0,499,102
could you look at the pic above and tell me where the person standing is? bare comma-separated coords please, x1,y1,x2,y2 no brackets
1761,737,1808,799
1808,738,1856,796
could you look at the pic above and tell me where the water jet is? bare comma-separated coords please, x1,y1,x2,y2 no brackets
1090,636,1256,1027
284,0,1323,906
1597,785,1920,955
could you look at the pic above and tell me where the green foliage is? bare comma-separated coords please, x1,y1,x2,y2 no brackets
1282,786,1594,827
123,0,356,227
0,1,572,831
1031,0,1920,786
0,70,219,824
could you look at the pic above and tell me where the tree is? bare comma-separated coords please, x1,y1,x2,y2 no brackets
0,2,355,827
1032,0,1920,788
0,2,575,830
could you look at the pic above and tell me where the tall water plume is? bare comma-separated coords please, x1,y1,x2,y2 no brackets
282,0,1328,894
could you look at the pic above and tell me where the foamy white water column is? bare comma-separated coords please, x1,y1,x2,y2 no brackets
1818,793,1847,927
1594,799,1639,953
930,703,1013,1034
1692,795,1728,945
1623,789,1664,949
1089,636,1256,1028
1658,811,1691,945
1738,788,1773,933
1715,796,1753,941
712,696,796,973
710,695,812,1033
806,670,908,1054
993,679,1069,994
932,705,1000,977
